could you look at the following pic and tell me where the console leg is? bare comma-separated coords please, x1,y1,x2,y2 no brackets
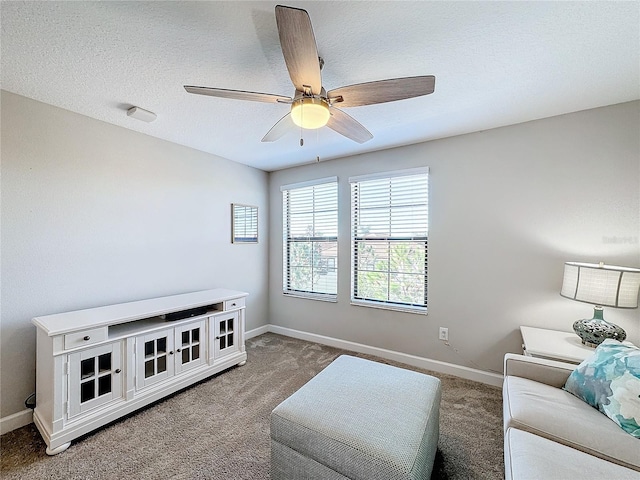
238,360,247,366
46,442,71,455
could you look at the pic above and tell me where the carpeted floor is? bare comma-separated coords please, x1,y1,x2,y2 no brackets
0,333,504,479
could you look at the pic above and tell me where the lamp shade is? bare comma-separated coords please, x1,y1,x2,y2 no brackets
560,262,640,309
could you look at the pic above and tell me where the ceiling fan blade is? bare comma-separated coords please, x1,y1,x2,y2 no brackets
275,5,322,95
328,76,435,107
326,108,373,144
184,86,291,104
261,113,294,142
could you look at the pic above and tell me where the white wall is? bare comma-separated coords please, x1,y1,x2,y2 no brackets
268,101,640,375
0,91,270,419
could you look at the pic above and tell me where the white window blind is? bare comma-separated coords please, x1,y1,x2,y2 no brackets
350,168,428,311
282,178,338,299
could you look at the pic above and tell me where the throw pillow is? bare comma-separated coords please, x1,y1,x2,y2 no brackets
563,339,640,438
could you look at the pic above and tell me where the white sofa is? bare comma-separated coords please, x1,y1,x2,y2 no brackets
502,353,640,480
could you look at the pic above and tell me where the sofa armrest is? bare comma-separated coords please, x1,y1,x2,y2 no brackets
503,353,576,388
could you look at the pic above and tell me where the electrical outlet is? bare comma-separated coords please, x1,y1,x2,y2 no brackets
439,327,449,341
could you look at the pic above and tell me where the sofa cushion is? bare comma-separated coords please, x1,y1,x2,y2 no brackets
504,428,640,480
563,339,640,438
503,375,639,470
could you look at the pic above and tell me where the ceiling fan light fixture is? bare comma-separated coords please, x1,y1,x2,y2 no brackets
290,97,330,129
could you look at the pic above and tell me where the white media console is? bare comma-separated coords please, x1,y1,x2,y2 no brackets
32,288,248,455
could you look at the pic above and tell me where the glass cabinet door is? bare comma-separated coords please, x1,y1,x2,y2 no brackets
174,319,206,374
68,342,123,418
212,311,240,360
136,329,175,389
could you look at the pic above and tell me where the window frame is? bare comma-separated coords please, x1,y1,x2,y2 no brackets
281,177,338,302
349,167,429,314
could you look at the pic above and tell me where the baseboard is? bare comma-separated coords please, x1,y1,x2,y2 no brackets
245,324,270,339
267,325,504,387
0,409,33,435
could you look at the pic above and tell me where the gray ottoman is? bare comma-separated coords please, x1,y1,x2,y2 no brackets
270,355,442,480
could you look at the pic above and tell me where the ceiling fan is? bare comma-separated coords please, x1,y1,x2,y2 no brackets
184,5,435,144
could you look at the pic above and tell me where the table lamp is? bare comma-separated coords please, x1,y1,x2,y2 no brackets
560,261,640,347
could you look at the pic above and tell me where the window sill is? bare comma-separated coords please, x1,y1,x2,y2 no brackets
350,299,427,315
283,292,337,303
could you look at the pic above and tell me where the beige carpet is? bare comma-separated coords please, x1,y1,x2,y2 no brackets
1,333,504,479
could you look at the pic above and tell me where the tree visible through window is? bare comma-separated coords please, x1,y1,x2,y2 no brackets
282,178,338,299
350,168,429,311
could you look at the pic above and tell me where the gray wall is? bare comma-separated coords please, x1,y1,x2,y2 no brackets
0,91,270,418
268,101,640,374
2,92,638,421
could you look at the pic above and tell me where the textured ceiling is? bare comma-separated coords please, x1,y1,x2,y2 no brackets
2,1,639,171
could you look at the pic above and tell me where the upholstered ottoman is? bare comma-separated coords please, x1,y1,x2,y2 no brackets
270,355,441,480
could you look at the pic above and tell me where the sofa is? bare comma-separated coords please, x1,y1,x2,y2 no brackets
502,353,640,480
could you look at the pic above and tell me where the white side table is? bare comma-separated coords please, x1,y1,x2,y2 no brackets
520,326,596,364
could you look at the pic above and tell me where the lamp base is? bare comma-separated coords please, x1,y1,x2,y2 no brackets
572,306,626,348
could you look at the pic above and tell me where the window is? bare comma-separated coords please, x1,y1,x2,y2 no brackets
282,177,338,300
350,168,429,312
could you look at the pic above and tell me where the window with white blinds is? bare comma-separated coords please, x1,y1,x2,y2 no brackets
282,177,338,300
350,168,429,312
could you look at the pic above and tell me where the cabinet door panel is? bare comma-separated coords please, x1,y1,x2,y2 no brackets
136,329,174,389
212,311,240,361
175,319,206,374
68,342,123,418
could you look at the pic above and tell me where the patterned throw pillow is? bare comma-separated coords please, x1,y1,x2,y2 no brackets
563,339,640,438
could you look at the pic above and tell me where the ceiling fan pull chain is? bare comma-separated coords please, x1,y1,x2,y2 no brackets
300,105,304,146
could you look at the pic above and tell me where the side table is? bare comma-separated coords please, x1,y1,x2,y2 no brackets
519,326,596,364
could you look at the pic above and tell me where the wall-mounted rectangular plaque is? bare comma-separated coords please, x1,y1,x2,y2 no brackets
231,204,258,243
